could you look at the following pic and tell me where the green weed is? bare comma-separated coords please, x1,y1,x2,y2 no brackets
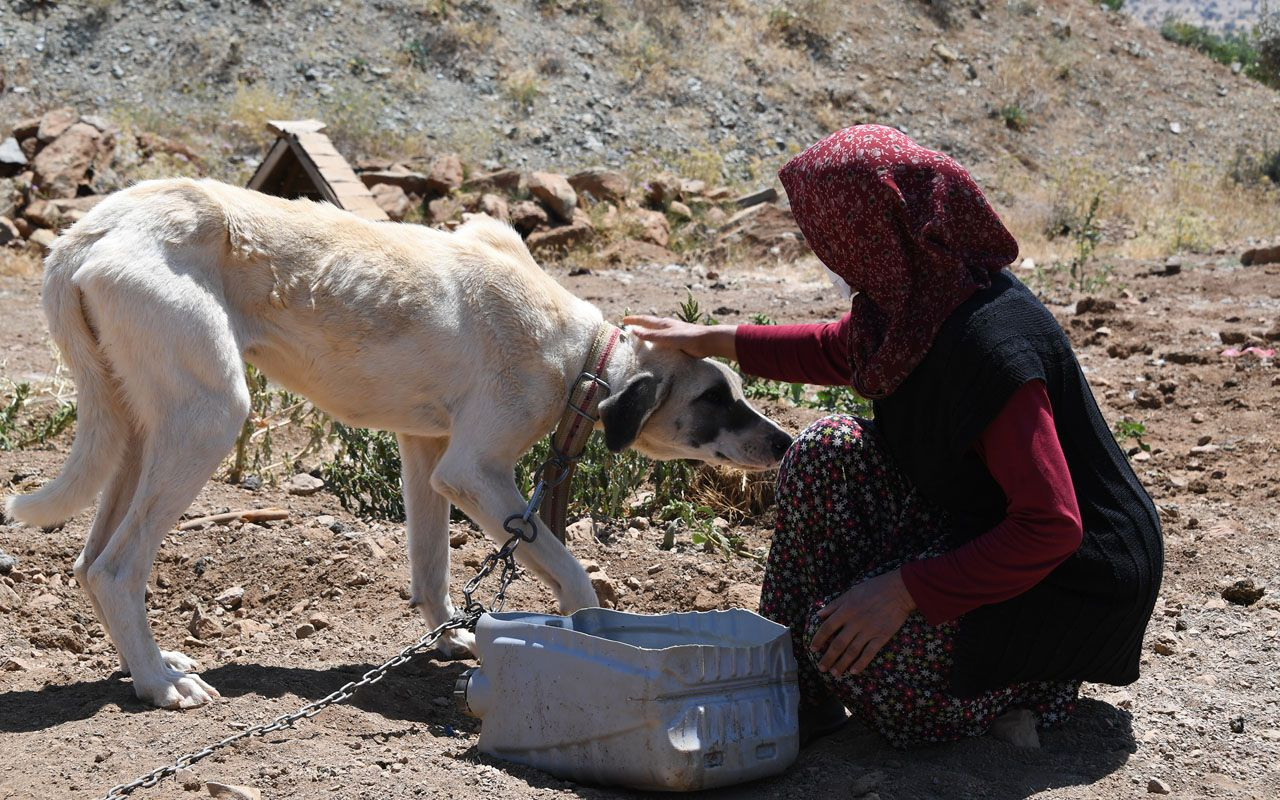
0,383,77,451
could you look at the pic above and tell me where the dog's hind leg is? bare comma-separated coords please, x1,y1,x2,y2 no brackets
430,448,599,615
73,426,203,677
398,434,474,658
73,426,143,675
80,263,250,708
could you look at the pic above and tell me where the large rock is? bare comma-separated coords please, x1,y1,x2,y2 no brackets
510,200,549,235
359,169,429,196
0,138,27,175
31,122,102,199
462,168,522,194
626,209,670,247
568,168,629,203
23,198,61,230
10,117,40,142
527,171,577,222
0,216,18,246
28,228,57,250
479,193,509,223
369,183,412,221
0,177,20,218
424,153,464,195
36,107,78,144
526,213,594,252
644,172,681,207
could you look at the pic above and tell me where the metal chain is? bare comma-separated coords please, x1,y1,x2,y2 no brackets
100,464,570,799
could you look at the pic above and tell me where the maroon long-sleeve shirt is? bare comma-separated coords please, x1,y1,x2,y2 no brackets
736,318,1083,623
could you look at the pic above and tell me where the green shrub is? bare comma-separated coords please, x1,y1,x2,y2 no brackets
1000,104,1029,132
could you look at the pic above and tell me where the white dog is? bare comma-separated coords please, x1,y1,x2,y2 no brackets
5,179,792,710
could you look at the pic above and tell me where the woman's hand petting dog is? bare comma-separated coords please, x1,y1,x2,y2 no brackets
810,569,917,679
622,315,739,361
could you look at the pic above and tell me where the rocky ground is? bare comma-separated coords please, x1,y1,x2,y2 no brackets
1,248,1278,799
2,1,1280,798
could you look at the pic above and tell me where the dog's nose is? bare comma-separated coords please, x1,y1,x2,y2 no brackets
769,432,792,462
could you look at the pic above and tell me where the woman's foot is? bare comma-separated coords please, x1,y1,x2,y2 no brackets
799,700,850,746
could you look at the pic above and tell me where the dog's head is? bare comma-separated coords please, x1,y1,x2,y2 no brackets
598,341,792,471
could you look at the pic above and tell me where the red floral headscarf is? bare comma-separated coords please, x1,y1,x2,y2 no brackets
779,125,1019,399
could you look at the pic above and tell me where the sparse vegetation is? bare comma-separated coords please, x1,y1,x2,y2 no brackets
0,382,76,452
1112,418,1151,456
1160,16,1280,90
999,104,1029,131
502,69,543,110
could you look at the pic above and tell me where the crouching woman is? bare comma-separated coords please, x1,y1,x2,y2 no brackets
627,125,1163,748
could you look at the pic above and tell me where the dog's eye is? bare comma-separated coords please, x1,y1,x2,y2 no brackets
695,385,731,405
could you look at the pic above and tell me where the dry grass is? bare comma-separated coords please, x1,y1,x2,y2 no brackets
689,465,776,523
0,248,44,279
993,154,1280,267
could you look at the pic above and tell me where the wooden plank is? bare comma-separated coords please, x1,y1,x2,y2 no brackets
266,119,327,137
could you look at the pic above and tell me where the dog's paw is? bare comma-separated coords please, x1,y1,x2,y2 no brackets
160,650,201,673
433,629,476,660
136,671,222,710
118,650,199,676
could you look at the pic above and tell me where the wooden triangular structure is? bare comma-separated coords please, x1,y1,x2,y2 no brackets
246,119,388,222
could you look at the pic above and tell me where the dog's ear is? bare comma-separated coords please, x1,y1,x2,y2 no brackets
599,372,667,452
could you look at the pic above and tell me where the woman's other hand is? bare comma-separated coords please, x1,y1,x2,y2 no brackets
622,315,738,361
810,569,917,679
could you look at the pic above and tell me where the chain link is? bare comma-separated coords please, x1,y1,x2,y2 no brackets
99,465,566,799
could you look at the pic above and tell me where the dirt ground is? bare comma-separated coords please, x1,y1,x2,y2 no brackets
1,251,1278,800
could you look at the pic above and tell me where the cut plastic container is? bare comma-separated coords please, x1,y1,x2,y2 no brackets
454,607,799,792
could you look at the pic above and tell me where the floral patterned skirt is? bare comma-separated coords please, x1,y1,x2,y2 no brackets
759,415,1079,749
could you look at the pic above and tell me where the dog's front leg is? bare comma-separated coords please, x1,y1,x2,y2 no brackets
398,434,474,658
430,451,598,613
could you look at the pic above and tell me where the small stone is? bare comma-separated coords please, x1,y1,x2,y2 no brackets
0,137,27,170
189,606,223,640
0,548,17,574
449,530,469,548
1191,411,1206,424
565,518,594,542
693,589,720,612
1147,778,1171,794
626,208,670,247
214,586,244,610
308,612,330,630
1229,716,1245,734
848,770,885,796
295,623,316,639
724,582,762,610
1197,435,1212,446
1222,579,1265,606
175,768,201,791
357,538,386,561
644,172,682,206
624,576,642,590
286,473,325,496
206,783,262,800
590,573,618,607
315,515,336,528
2,656,32,671
1152,638,1175,656
668,200,693,221
526,216,594,252
1168,121,1182,135
989,708,1040,748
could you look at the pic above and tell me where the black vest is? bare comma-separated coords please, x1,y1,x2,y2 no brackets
873,271,1163,696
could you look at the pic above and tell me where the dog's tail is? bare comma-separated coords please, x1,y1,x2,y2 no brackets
5,232,128,528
